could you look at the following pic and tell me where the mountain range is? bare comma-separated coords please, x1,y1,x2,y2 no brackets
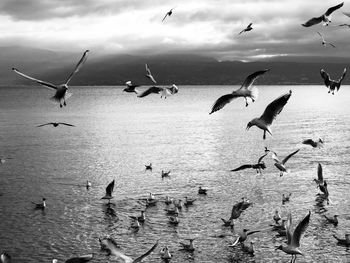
1,46,349,86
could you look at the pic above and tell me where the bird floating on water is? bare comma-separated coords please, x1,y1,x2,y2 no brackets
86,180,91,189
123,81,140,94
333,233,350,246
130,211,146,223
179,239,195,252
302,2,344,27
32,198,46,210
198,186,207,195
209,69,269,114
162,8,175,22
246,90,292,139
320,68,346,94
275,211,311,263
230,152,268,174
184,197,196,206
324,214,338,226
12,50,89,108
169,215,179,225
273,210,282,224
282,193,292,204
272,149,300,176
302,138,324,148
37,122,75,128
101,180,115,204
317,31,336,47
239,23,253,35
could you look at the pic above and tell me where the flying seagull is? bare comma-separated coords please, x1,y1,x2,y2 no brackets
302,2,344,27
239,23,253,35
123,81,140,94
230,153,268,174
145,64,157,83
138,84,178,99
210,69,269,114
101,180,115,204
276,211,311,263
162,8,175,22
338,23,350,27
314,163,324,188
12,50,89,108
272,149,300,176
317,32,336,47
320,68,347,94
99,237,158,263
302,138,324,148
37,122,75,128
246,90,292,139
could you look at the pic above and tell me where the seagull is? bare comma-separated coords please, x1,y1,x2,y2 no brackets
161,170,171,178
12,50,89,108
86,180,92,189
145,163,152,171
168,215,179,225
302,138,324,148
37,122,75,128
317,32,336,47
246,90,292,139
319,180,329,196
275,211,311,263
130,211,146,223
314,163,324,188
101,180,115,204
52,254,94,263
123,81,140,94
320,68,347,94
160,246,172,260
32,197,46,210
333,233,350,246
302,2,344,27
238,23,253,35
198,186,207,195
272,149,300,176
229,229,260,246
282,193,292,204
274,210,282,224
145,64,157,83
0,253,11,263
162,8,174,22
179,239,195,252
99,237,158,263
209,69,269,114
138,85,178,99
184,196,196,206
324,214,338,226
230,152,268,174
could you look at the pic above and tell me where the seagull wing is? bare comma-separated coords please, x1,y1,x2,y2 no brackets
58,122,75,127
230,164,253,172
238,29,246,35
281,149,300,165
327,42,336,48
137,86,162,98
302,16,323,27
271,152,280,163
325,2,344,16
320,69,331,87
247,230,260,236
148,75,157,84
64,50,89,85
145,64,152,75
209,94,240,114
106,180,115,197
162,13,169,22
133,241,158,262
239,69,270,90
258,153,268,163
317,31,325,42
65,254,93,263
291,211,311,248
286,212,293,245
343,11,350,17
37,123,54,127
338,68,347,83
247,22,253,27
12,68,57,90
259,90,292,126
302,139,314,146
317,163,323,181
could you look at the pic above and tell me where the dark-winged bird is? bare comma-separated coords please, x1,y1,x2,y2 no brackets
302,2,344,27
231,152,268,174
101,180,115,204
239,23,253,35
37,122,75,128
302,138,324,148
162,8,174,22
320,68,346,94
123,81,140,94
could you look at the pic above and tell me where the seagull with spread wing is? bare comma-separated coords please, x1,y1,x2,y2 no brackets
210,69,269,114
302,2,344,27
99,237,158,263
275,211,311,263
162,8,175,22
101,180,115,204
314,163,324,188
230,153,268,174
229,229,260,246
272,149,300,177
238,23,253,35
145,64,157,83
123,81,140,94
246,90,292,139
37,122,75,128
12,50,89,108
317,32,336,47
320,68,346,94
138,84,178,99
302,138,324,148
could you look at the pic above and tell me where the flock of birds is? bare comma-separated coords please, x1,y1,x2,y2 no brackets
1,2,350,263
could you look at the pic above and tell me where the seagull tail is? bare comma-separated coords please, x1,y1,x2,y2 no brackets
250,87,259,101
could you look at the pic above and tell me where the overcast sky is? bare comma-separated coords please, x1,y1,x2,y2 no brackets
0,0,349,61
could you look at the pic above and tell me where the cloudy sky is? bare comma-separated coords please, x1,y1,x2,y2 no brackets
0,0,349,61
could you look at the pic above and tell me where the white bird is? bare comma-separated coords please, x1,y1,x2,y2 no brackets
246,90,292,139
101,180,115,204
320,68,347,94
210,69,269,114
272,149,300,176
162,8,175,22
99,237,158,263
123,81,140,94
238,23,253,35
145,64,157,83
317,32,336,48
276,211,311,263
302,2,344,27
12,50,89,108
86,180,92,189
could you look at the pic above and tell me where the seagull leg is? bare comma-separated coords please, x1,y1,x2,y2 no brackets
63,99,66,106
245,97,248,107
263,130,266,140
60,103,63,108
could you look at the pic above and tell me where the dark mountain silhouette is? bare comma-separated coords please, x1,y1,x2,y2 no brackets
1,46,348,86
